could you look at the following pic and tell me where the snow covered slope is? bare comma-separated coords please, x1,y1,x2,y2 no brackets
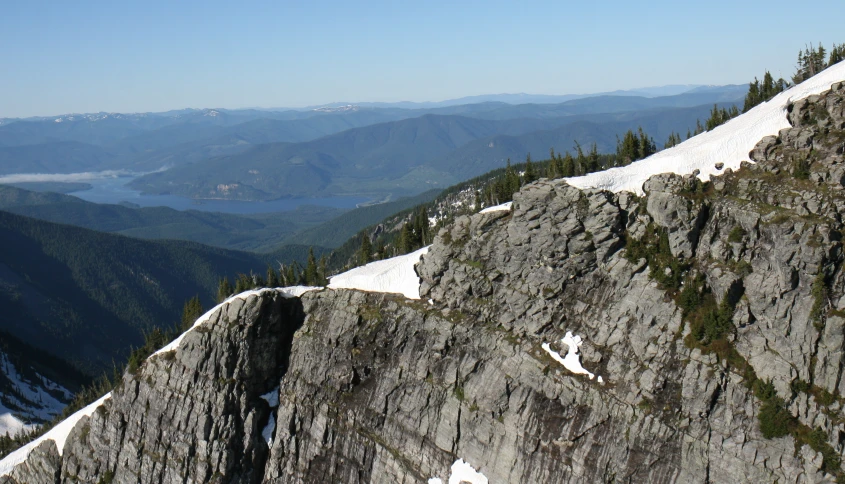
0,393,111,477
566,62,845,195
0,353,72,438
328,246,430,299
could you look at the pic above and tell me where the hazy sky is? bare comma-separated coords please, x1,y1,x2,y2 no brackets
2,0,844,117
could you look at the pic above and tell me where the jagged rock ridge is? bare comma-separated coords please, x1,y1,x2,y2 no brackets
3,81,845,482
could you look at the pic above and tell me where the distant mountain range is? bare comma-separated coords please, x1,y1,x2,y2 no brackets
296,84,743,110
0,84,744,124
129,101,737,200
0,84,746,202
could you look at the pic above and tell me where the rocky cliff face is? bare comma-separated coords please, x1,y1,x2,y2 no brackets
4,82,845,483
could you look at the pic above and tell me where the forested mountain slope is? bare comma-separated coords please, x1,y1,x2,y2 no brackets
0,210,272,373
0,185,342,252
130,102,733,201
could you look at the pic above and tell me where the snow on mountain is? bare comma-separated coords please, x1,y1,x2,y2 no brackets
0,393,111,477
312,104,360,113
479,201,512,214
542,331,602,382
328,246,430,300
566,62,845,195
0,353,72,438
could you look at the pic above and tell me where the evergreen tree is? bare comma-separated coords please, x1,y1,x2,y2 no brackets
546,148,558,178
305,247,318,285
794,43,829,83
285,263,299,286
358,234,372,266
217,277,233,302
523,153,537,184
398,223,412,255
375,238,387,260
317,255,328,285
705,104,724,131
506,159,520,195
664,132,682,149
574,142,587,176
181,295,203,331
637,127,656,160
587,143,600,172
761,71,775,99
616,130,639,164
561,151,575,177
829,43,844,67
411,207,430,247
234,273,249,293
743,77,761,113
729,105,739,118
743,70,787,113
266,265,279,287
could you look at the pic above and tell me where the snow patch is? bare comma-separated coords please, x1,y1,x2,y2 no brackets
542,331,598,380
0,393,111,477
479,201,512,214
566,62,845,195
0,354,71,438
260,387,280,408
328,246,429,299
277,286,321,298
0,410,28,440
262,414,276,446
260,387,280,446
428,458,489,484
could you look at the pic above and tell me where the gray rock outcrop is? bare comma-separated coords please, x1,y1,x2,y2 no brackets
5,82,845,483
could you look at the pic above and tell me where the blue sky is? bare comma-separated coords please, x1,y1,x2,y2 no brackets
2,0,844,117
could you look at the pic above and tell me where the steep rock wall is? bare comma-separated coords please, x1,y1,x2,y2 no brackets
4,82,845,483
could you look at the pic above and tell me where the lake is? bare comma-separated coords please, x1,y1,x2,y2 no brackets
70,176,369,214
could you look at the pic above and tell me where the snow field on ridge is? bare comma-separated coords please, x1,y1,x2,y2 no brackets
328,246,430,300
565,61,845,195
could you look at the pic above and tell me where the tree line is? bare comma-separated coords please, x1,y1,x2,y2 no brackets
793,43,844,84
348,125,662,267
216,247,328,302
